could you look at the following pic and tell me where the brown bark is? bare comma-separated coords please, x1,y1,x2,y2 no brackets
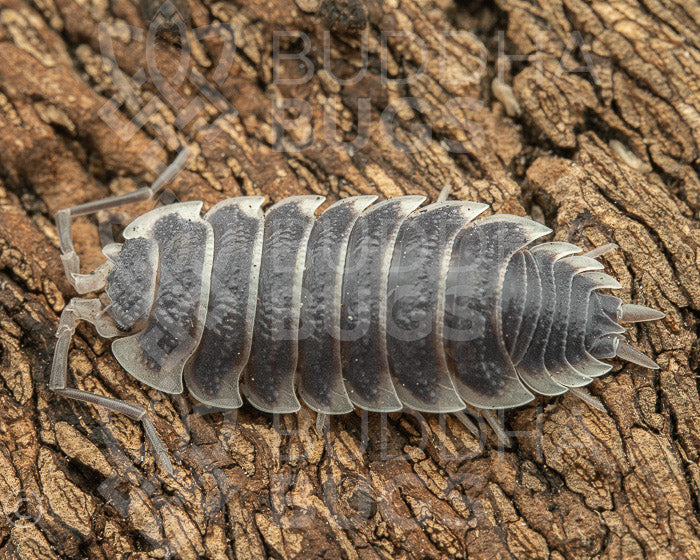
0,0,698,558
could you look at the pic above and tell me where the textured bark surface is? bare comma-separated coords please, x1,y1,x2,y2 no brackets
0,0,698,558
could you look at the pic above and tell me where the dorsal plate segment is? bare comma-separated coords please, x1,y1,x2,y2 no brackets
444,215,550,409
112,202,214,394
500,251,528,357
509,251,543,366
340,196,426,412
242,196,325,413
184,197,265,408
386,201,488,413
298,196,378,415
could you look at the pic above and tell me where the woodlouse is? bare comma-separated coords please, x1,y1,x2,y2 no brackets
51,149,665,474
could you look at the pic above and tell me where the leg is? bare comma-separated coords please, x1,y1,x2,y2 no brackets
437,183,452,203
96,188,181,250
315,412,329,435
51,299,174,475
568,387,606,412
57,148,191,292
452,410,480,438
470,408,512,448
583,243,618,259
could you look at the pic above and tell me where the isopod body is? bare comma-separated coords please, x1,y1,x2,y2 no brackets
50,151,665,473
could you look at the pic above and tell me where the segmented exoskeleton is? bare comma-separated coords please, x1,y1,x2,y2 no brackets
51,150,665,474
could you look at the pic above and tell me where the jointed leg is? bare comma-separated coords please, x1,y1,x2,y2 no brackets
315,412,329,435
97,190,180,249
583,243,618,259
437,183,453,203
568,387,606,412
453,410,480,438
478,409,513,448
57,148,191,292
51,299,174,475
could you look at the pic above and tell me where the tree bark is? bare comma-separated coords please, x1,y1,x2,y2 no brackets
0,0,698,558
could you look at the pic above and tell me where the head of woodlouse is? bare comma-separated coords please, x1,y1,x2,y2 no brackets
102,237,159,333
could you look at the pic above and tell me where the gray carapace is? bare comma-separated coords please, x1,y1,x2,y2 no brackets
50,148,665,474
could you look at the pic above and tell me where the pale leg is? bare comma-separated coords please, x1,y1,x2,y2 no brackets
567,387,606,412
57,148,190,292
50,298,174,475
315,412,329,435
476,409,513,448
583,243,618,259
437,183,453,203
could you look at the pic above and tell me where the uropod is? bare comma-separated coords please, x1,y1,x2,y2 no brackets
50,149,665,474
